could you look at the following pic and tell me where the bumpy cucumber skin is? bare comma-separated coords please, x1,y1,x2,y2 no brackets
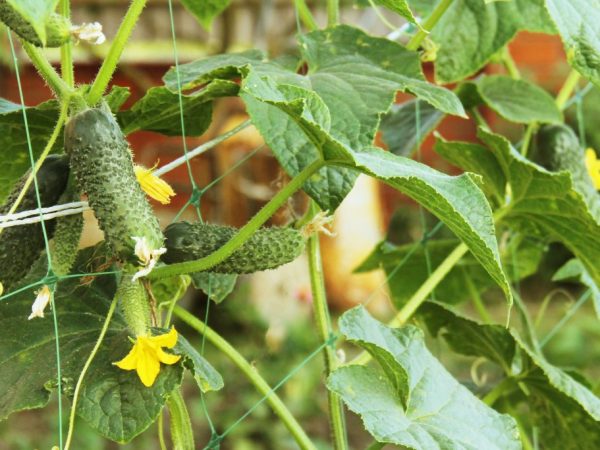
0,2,70,47
49,179,83,276
65,107,163,262
163,222,306,274
535,124,600,221
0,155,70,290
117,275,150,336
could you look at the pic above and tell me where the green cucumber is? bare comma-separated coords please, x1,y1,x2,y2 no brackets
0,2,70,47
117,275,150,336
535,124,600,221
65,106,163,262
49,178,84,277
162,222,306,274
0,155,70,290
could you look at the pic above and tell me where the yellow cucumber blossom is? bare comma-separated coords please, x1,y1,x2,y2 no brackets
113,327,181,387
131,236,166,281
134,163,176,205
28,285,52,320
585,148,600,190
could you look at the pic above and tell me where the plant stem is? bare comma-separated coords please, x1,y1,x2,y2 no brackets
482,376,516,406
501,46,521,80
406,0,454,51
365,442,385,450
64,294,119,450
167,389,195,450
294,0,318,31
173,306,317,450
306,202,348,450
520,123,538,157
158,413,168,450
59,0,74,88
555,70,581,110
21,42,72,100
0,102,68,238
149,159,325,279
87,0,147,105
467,275,492,324
327,0,340,27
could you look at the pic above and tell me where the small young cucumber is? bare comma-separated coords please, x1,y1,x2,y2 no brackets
117,274,151,337
535,124,600,221
0,155,70,290
162,222,306,274
49,179,84,277
0,2,70,47
65,106,163,263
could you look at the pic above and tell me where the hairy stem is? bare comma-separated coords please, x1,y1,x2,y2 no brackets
59,0,74,87
555,70,581,110
294,0,318,31
21,42,72,100
502,46,521,80
327,0,340,27
87,0,147,105
167,389,195,450
173,307,317,450
406,0,454,51
149,159,325,279
307,202,348,450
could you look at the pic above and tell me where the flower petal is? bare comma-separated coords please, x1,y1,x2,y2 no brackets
114,343,140,371
156,348,181,365
135,164,176,205
151,327,178,348
136,343,161,387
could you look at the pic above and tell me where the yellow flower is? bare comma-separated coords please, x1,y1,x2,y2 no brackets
134,163,176,205
113,327,181,387
585,148,600,190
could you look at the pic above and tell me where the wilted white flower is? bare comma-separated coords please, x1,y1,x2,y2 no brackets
131,236,166,281
70,22,106,45
28,285,52,320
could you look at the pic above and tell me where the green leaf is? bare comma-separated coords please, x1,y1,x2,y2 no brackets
369,0,421,28
476,128,600,290
545,0,600,86
380,99,444,157
357,235,545,308
554,258,600,317
174,335,224,392
241,70,510,301
477,75,563,124
421,302,600,449
328,306,521,449
0,251,185,443
180,0,231,30
104,85,131,113
150,275,191,307
431,0,555,83
4,0,59,45
164,26,464,210
118,80,238,136
190,272,237,303
0,99,60,203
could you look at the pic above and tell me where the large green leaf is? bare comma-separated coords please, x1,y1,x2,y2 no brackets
478,129,600,289
545,0,600,87
163,26,464,210
380,99,444,157
241,70,510,301
328,306,521,449
0,99,60,203
369,0,421,27
356,235,545,308
4,0,59,45
421,302,600,449
477,75,562,124
0,252,188,443
180,0,232,30
118,80,238,136
431,0,555,83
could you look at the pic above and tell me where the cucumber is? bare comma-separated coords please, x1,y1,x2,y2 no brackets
117,274,151,336
65,106,163,262
535,124,600,221
49,178,83,277
0,2,70,47
0,155,70,290
162,222,306,274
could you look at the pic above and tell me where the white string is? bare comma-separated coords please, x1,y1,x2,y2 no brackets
0,201,89,223
0,206,89,228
